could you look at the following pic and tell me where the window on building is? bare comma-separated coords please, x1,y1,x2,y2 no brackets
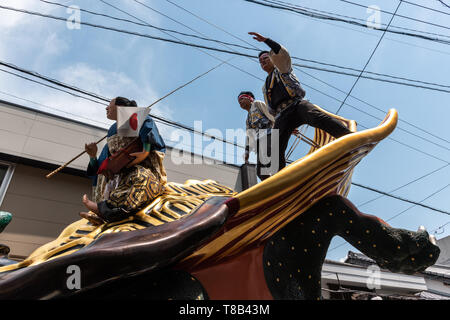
0,162,15,206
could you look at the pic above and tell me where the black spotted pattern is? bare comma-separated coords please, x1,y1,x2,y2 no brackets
263,195,440,300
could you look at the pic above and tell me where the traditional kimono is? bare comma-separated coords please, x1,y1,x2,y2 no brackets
87,115,167,222
261,39,306,116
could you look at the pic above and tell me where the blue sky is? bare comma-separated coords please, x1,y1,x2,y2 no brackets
0,0,449,262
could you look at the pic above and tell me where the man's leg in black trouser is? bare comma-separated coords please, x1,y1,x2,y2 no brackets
297,100,351,138
274,105,301,172
256,134,272,181
274,100,352,172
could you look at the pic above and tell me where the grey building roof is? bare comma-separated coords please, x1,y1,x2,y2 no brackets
344,250,450,281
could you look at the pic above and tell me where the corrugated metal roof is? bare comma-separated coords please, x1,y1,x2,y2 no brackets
417,291,450,300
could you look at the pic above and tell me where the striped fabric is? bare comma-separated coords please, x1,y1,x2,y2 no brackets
180,109,396,269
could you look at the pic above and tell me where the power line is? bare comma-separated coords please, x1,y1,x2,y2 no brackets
98,0,263,82
273,0,450,57
438,0,450,9
45,0,450,92
166,0,450,89
5,4,450,95
351,182,450,215
385,183,450,221
242,0,450,45
335,0,404,114
162,1,450,205
0,63,247,150
165,0,264,51
265,0,450,39
294,68,450,147
160,0,450,162
328,183,450,253
291,58,450,90
156,1,450,159
2,4,448,225
432,221,450,235
403,0,450,16
356,163,450,208
337,0,450,31
38,0,256,52
0,60,109,103
23,0,450,249
292,62,450,94
357,123,449,164
0,68,106,105
0,89,111,127
163,0,450,149
3,4,450,163
293,80,450,163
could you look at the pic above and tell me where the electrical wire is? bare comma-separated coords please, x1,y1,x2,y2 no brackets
243,0,450,45
356,163,450,208
337,0,450,31
264,0,450,39
0,68,106,105
0,90,111,127
40,0,450,92
160,1,450,150
5,4,450,94
98,0,263,82
292,62,450,94
38,0,256,52
0,63,248,151
328,183,450,253
2,2,449,204
0,61,109,103
403,0,450,16
335,0,404,114
438,0,450,9
155,1,450,214
161,0,450,150
351,182,450,215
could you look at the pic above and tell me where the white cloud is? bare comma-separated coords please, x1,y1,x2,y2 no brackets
0,0,177,144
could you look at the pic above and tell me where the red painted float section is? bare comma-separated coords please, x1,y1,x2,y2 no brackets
190,244,273,300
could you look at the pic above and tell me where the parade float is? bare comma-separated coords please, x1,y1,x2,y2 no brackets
0,108,440,300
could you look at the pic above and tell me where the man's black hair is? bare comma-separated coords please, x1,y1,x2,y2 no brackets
115,96,137,107
238,91,254,99
258,51,269,58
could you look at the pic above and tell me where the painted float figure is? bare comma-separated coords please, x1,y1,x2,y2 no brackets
80,96,167,226
0,103,440,299
0,32,440,300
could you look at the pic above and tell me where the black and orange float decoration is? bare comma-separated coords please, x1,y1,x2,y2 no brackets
0,108,440,299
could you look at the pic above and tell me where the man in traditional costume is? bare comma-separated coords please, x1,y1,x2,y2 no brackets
249,32,352,172
238,91,274,181
80,97,167,225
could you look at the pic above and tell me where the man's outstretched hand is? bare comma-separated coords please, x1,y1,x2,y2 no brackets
249,32,267,42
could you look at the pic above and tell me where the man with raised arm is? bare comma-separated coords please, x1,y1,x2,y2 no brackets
249,32,352,172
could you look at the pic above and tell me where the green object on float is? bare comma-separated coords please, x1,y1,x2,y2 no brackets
0,212,12,233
